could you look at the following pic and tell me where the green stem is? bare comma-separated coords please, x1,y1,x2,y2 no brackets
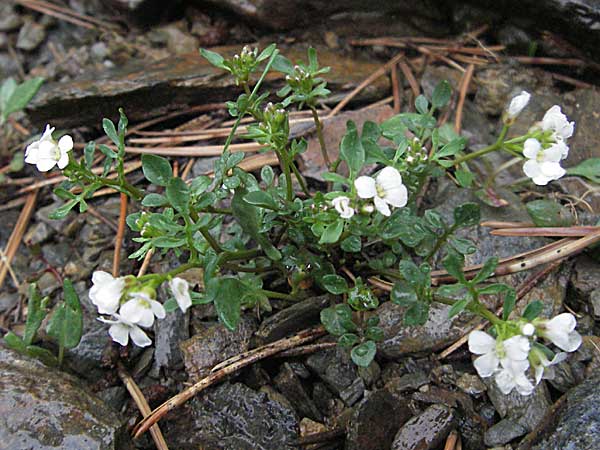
277,150,294,201
309,106,330,169
217,248,262,265
289,160,311,196
260,289,296,301
453,125,509,166
199,227,223,254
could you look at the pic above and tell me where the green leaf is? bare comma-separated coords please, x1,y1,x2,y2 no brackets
391,280,418,306
200,48,226,69
522,300,544,321
404,302,430,326
432,80,452,109
261,165,275,185
448,298,469,318
308,47,318,71
320,304,356,336
3,77,44,118
341,235,362,253
338,333,359,348
502,288,516,321
83,141,95,169
339,121,365,176
567,158,600,183
207,277,243,331
0,78,17,113
319,219,344,244
3,332,58,366
442,251,466,283
48,199,77,220
526,200,574,227
142,193,168,207
191,176,212,196
322,172,349,185
351,341,377,367
98,144,118,159
243,190,278,210
272,54,294,74
449,236,477,255
471,257,499,285
365,326,384,342
321,274,349,294
46,279,83,351
23,284,48,346
455,169,474,188
415,95,429,114
232,189,281,260
142,154,172,186
166,177,190,215
398,260,427,290
102,118,119,147
453,202,480,228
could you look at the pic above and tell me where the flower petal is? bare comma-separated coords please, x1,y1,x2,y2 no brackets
383,184,408,208
523,138,541,159
58,135,73,152
129,325,152,347
468,330,496,354
57,151,70,169
376,166,403,192
473,352,499,378
503,335,530,361
36,158,57,172
523,160,542,179
149,300,166,319
108,323,130,346
547,313,576,333
354,176,377,199
373,196,391,216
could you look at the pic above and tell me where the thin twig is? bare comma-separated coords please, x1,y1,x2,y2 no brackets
391,63,402,113
397,60,420,98
132,327,326,438
117,363,170,450
112,193,127,277
490,226,599,237
444,430,459,450
454,64,474,134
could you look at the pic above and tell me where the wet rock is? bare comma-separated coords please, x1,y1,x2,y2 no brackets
274,362,322,421
151,306,189,375
571,255,600,302
16,19,46,52
346,390,411,450
391,404,456,450
529,373,600,450
255,295,329,344
299,105,394,181
0,346,131,449
66,313,111,380
484,377,551,432
306,346,359,396
37,271,61,296
385,372,429,395
590,289,600,320
456,373,487,396
340,377,365,406
0,3,22,31
457,413,486,450
484,418,527,447
24,221,50,246
165,382,297,450
28,45,390,128
180,315,257,382
378,301,467,359
566,88,600,165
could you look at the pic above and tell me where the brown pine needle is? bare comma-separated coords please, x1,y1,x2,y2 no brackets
455,64,475,134
112,193,128,278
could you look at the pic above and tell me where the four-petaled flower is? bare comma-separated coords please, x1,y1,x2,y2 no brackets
119,291,166,328
506,91,530,119
331,196,355,219
542,105,574,143
354,167,408,216
24,124,73,172
89,271,125,315
522,138,566,185
98,314,152,347
535,313,582,352
169,277,192,313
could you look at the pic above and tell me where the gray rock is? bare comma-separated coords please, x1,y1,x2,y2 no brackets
346,390,411,450
165,382,298,450
339,377,365,406
66,315,111,380
590,289,600,320
385,372,430,395
306,346,359,396
37,271,61,296
0,292,19,314
24,221,51,246
572,256,600,302
391,404,456,450
378,302,466,359
484,419,527,447
180,315,257,382
530,374,600,450
484,377,551,432
156,24,199,55
456,373,487,396
0,3,22,31
16,19,46,51
0,346,131,449
274,362,322,421
255,295,329,344
151,304,189,375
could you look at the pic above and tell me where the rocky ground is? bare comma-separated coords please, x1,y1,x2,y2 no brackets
1,1,600,449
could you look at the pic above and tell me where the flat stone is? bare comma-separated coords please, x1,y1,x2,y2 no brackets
455,373,487,396
529,373,600,450
28,45,390,128
378,302,466,359
571,255,600,301
164,382,298,450
0,346,131,449
16,19,46,52
391,404,456,450
274,362,322,421
346,390,411,450
484,418,527,447
590,289,600,320
151,305,189,374
0,3,22,31
255,295,329,344
306,346,359,395
180,315,257,382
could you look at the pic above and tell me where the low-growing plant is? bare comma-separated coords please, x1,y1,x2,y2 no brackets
17,44,592,396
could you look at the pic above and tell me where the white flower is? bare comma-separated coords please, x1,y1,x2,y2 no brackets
542,105,574,142
169,277,192,313
468,331,530,377
331,196,355,219
98,314,152,347
530,346,568,385
119,291,166,327
536,313,582,352
354,167,408,216
89,271,125,315
24,124,73,172
521,323,536,336
495,358,535,395
522,138,566,185
506,91,530,119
